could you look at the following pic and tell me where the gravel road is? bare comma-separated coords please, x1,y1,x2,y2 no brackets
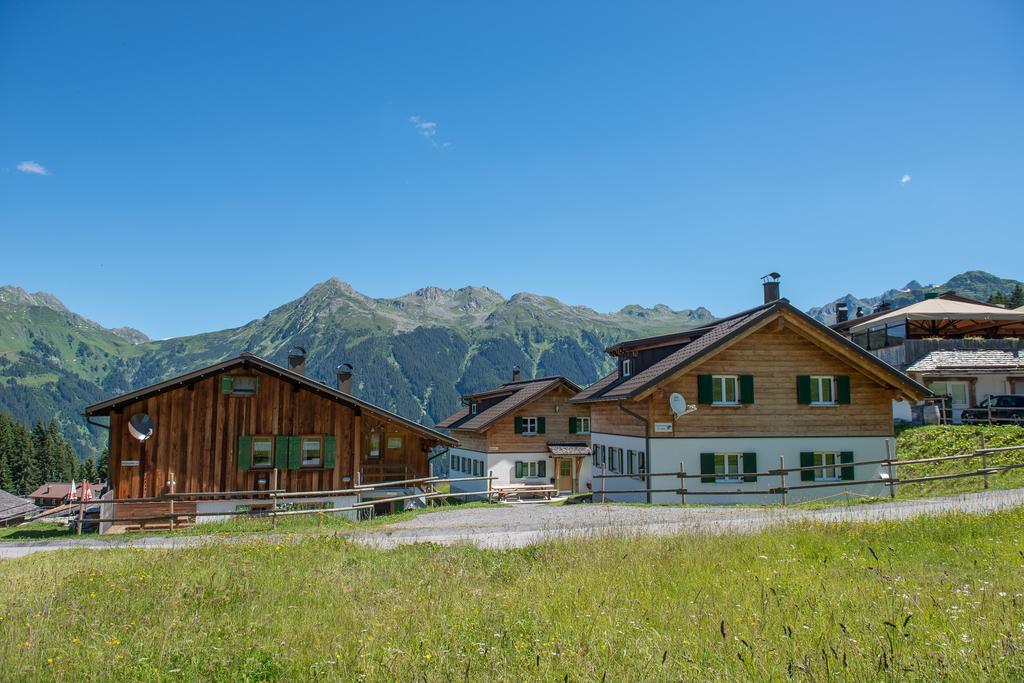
2,487,1022,559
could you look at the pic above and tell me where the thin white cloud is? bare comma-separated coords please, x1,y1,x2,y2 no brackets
17,161,50,176
900,174,912,185
409,115,450,149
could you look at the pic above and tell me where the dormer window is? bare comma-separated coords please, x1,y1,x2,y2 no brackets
470,402,477,415
622,359,632,377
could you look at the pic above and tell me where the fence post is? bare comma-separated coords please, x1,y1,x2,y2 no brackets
778,455,786,506
271,468,279,530
168,471,175,532
679,462,686,506
487,469,493,502
600,464,606,504
886,439,896,500
980,433,989,490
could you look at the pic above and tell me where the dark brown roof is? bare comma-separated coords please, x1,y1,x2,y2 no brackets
27,481,104,501
84,354,457,446
573,299,930,402
439,376,582,433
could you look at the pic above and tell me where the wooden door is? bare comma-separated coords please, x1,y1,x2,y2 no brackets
557,458,573,493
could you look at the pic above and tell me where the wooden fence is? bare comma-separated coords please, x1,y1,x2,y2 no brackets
592,440,1024,505
33,474,498,535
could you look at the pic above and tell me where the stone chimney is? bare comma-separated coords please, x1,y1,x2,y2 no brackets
512,365,521,382
836,302,849,324
761,272,781,304
287,347,307,376
337,363,353,394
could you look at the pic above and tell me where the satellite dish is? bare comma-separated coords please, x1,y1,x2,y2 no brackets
669,393,696,418
128,413,154,442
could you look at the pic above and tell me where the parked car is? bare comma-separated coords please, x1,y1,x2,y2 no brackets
961,395,1024,425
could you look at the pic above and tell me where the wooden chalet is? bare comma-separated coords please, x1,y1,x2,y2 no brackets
85,349,457,524
436,368,591,495
571,276,930,504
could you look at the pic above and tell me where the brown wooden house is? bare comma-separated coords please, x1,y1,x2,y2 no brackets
85,350,457,522
436,368,591,494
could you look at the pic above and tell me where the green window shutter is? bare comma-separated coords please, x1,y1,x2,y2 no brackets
288,436,302,469
237,435,252,470
800,452,815,482
538,460,546,477
324,435,337,469
739,375,755,404
569,417,577,434
697,375,713,404
836,376,851,404
840,451,855,481
220,375,234,395
514,417,523,434
742,452,757,482
274,436,289,469
515,461,524,478
255,376,261,394
700,453,716,483
796,376,812,405
537,417,546,434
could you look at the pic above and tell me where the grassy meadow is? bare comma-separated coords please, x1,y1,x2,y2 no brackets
2,508,1024,680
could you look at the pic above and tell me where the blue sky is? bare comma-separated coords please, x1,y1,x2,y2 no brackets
1,2,1022,339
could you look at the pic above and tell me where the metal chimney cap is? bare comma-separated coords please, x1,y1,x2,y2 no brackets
337,362,353,373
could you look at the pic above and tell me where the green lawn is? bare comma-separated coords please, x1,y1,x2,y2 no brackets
0,522,70,541
2,508,1023,680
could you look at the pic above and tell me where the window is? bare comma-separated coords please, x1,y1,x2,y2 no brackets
617,448,624,473
622,359,632,377
638,451,647,474
226,376,258,396
470,402,477,415
810,376,836,405
301,437,323,467
521,417,538,435
714,453,742,483
252,437,274,468
515,461,546,478
368,433,381,459
559,459,572,477
814,452,841,481
712,375,739,405
626,450,635,475
387,436,403,450
596,444,605,468
929,382,969,406
576,417,591,434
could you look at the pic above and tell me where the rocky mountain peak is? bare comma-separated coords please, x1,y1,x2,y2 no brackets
0,285,70,313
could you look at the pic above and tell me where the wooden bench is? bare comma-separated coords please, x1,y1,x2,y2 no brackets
492,484,558,502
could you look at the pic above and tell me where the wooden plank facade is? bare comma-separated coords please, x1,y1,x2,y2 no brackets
89,355,457,501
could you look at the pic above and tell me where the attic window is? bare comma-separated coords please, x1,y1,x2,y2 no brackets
622,359,632,377
470,403,477,415
221,376,258,396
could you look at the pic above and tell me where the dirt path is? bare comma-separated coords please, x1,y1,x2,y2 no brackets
2,488,1022,558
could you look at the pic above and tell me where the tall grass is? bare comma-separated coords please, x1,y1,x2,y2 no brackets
2,508,1023,680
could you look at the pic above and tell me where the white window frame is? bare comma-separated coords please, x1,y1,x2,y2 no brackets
714,452,743,483
252,436,274,469
470,403,477,415
810,376,837,406
621,359,632,377
300,436,323,468
712,375,740,405
521,416,538,435
577,416,591,434
814,452,841,481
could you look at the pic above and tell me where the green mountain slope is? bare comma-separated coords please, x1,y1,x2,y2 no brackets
4,270,1019,461
0,280,713,459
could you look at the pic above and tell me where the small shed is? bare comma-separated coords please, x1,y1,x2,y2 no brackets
0,489,39,527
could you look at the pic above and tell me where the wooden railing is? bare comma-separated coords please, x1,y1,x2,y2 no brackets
36,474,499,535
592,440,1024,505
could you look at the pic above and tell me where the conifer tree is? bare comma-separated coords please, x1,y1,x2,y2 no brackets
0,414,14,492
78,457,98,482
10,422,37,495
1011,284,1024,309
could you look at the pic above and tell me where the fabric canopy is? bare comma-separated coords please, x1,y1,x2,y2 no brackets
848,299,1024,333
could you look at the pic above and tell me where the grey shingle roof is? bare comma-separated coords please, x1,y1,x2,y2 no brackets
0,489,38,523
906,350,1024,373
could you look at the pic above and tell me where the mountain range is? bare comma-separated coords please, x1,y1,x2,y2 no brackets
1,270,1020,460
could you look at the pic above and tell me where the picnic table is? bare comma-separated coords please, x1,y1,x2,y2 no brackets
491,484,558,502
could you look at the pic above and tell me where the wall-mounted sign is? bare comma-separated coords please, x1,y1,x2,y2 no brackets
121,460,140,467
653,423,674,433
